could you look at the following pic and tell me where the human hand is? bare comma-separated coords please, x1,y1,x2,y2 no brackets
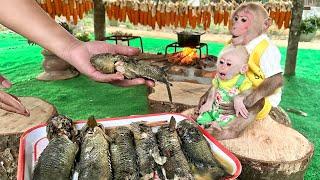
0,75,30,116
61,41,154,87
234,95,248,118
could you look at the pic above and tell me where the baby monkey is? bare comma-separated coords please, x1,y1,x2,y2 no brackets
196,45,262,140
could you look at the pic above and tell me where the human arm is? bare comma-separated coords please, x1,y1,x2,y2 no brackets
0,0,154,87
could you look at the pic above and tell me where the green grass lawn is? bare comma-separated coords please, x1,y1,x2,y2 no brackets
0,32,319,179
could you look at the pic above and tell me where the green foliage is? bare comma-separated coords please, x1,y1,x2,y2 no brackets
75,32,91,42
299,16,320,34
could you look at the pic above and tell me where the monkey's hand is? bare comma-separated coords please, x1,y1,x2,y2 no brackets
220,89,252,115
234,95,248,119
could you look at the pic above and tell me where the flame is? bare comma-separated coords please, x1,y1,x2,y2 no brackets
168,48,199,65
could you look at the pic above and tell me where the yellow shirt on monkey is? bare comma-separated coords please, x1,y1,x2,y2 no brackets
245,34,283,120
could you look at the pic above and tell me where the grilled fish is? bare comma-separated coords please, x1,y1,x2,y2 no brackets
108,126,139,180
90,53,172,103
76,116,112,180
130,122,166,180
177,120,226,179
32,115,78,180
156,116,194,180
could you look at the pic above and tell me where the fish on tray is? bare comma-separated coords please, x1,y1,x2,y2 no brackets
108,126,139,180
32,115,79,180
177,120,226,179
90,53,173,103
156,116,194,179
130,122,167,180
75,116,112,180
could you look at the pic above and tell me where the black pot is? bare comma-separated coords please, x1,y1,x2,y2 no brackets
177,31,205,47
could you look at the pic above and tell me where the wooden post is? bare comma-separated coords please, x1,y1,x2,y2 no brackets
93,0,106,40
284,0,304,76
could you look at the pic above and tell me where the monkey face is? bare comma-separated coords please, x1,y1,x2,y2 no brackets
216,53,246,80
230,10,255,45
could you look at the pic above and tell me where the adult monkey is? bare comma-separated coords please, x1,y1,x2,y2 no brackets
195,2,283,140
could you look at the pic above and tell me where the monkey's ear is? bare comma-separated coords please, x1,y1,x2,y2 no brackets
263,17,273,31
240,64,249,74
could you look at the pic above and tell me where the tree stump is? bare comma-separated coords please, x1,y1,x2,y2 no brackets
220,116,313,180
37,49,79,81
148,82,210,113
0,97,57,180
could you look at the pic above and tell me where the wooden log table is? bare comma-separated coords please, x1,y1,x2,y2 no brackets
0,97,57,179
149,81,313,179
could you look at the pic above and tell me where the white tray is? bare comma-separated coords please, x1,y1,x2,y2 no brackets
17,113,241,180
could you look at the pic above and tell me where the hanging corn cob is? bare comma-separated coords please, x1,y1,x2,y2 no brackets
273,2,281,26
119,0,127,22
180,4,188,29
174,2,180,29
147,1,152,28
227,2,235,31
196,5,202,27
170,2,176,27
277,1,287,29
283,1,292,29
223,2,231,27
165,2,172,27
156,2,162,29
36,0,93,25
203,5,212,31
160,2,166,28
151,2,157,30
189,6,197,29
132,1,139,25
213,2,219,25
217,2,224,25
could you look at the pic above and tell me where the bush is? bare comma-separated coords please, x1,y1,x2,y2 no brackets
299,16,319,34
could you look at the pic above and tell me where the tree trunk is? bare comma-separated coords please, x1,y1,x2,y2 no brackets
220,116,314,180
284,0,304,76
93,0,106,40
0,97,57,180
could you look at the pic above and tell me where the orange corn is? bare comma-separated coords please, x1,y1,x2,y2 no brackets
73,5,78,25
66,4,71,21
273,10,280,25
61,1,66,16
69,0,74,14
223,10,229,27
277,11,286,29
46,0,53,14
196,8,202,26
53,0,61,16
213,10,219,24
156,10,161,29
40,3,47,12
170,10,175,26
127,6,133,23
78,2,83,19
284,11,291,29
